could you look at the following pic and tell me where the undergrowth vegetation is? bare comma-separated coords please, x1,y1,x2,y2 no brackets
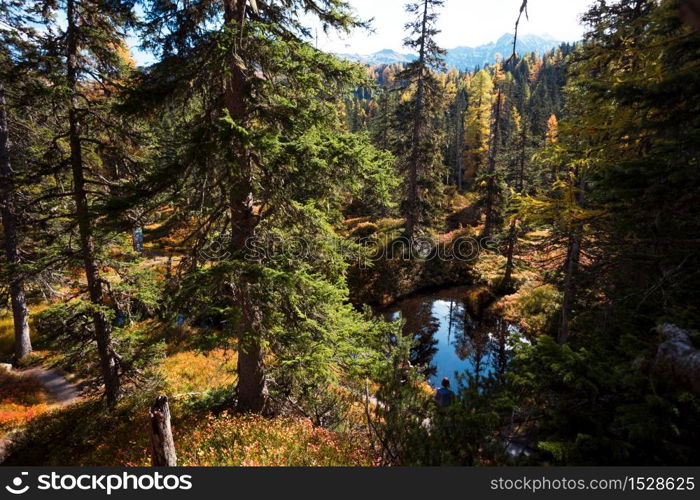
2,391,374,466
0,371,50,437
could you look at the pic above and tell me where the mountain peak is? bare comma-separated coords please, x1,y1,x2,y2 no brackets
496,33,515,44
337,33,564,71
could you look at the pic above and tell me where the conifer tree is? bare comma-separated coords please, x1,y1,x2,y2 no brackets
22,0,139,403
135,0,394,413
570,0,700,328
392,0,447,239
501,105,529,291
463,70,493,188
445,75,467,189
512,1,700,464
0,50,32,361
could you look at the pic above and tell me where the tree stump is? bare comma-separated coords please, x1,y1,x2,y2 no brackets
149,395,177,466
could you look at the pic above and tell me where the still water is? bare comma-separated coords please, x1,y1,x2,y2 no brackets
384,286,521,389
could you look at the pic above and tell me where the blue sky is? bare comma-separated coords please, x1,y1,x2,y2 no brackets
313,0,593,54
130,0,594,64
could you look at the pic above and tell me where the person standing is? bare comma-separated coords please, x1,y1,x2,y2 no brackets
435,377,455,407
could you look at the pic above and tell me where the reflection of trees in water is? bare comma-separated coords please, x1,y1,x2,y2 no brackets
491,317,510,377
451,303,511,384
394,298,439,378
386,289,514,384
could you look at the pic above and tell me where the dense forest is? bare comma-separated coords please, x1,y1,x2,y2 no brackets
1,0,699,466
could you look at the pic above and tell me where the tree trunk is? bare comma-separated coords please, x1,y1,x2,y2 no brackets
501,220,517,292
558,229,580,344
455,103,465,191
149,395,177,466
0,84,32,362
457,153,463,191
483,89,502,239
558,171,585,345
501,122,526,291
224,0,267,413
236,287,267,413
66,0,120,403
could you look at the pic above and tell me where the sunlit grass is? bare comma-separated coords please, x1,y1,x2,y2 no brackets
160,349,237,395
496,283,561,335
0,304,55,359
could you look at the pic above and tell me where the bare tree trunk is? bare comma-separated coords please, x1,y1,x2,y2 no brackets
224,0,267,413
66,0,120,403
149,395,177,466
0,84,32,362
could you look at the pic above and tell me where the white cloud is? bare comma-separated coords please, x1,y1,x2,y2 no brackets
315,0,593,54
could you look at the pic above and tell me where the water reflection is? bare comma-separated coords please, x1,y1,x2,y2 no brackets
385,287,520,388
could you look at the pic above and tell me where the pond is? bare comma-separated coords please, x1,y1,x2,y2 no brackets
383,286,522,390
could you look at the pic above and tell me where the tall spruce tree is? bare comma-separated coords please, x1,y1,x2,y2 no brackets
392,0,446,239
134,0,394,413
500,104,530,291
482,87,504,238
0,61,32,362
25,0,139,403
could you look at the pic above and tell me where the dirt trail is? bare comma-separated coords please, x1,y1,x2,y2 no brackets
22,367,79,405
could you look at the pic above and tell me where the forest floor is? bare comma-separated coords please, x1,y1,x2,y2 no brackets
0,313,374,466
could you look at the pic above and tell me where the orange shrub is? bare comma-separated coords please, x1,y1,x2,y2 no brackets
174,413,376,466
0,371,51,434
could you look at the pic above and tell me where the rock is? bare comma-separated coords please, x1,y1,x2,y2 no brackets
651,324,700,394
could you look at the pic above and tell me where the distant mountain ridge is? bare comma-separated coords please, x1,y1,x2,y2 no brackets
337,33,564,71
